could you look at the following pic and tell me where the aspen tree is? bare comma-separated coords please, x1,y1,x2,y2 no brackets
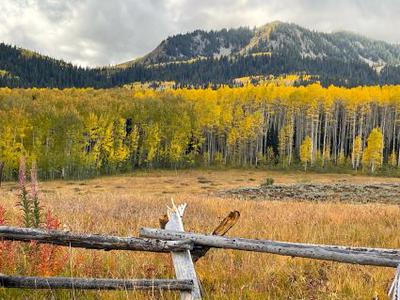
300,136,313,171
352,136,363,170
278,123,294,166
362,128,384,173
112,118,129,166
144,124,161,166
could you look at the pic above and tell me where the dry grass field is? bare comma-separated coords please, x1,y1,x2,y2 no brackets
1,169,400,299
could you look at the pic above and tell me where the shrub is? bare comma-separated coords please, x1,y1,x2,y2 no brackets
261,177,274,188
16,157,42,228
10,157,67,276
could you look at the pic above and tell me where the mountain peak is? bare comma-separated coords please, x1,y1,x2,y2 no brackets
258,20,285,29
133,21,400,67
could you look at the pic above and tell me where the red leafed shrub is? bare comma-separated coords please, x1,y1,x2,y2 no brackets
44,209,61,230
0,207,68,276
2,158,69,277
35,210,67,276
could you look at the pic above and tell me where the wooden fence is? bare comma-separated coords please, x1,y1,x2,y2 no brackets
0,202,400,300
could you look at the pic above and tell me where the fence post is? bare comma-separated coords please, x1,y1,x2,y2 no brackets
389,265,400,300
166,203,202,300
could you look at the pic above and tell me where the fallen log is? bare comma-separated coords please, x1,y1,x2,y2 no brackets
0,226,192,252
0,274,193,291
139,228,400,268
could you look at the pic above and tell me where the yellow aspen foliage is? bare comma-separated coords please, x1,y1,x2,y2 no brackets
169,136,183,165
4,85,400,179
227,128,240,150
278,124,294,166
362,128,384,173
0,127,24,170
101,123,114,164
300,136,313,171
278,127,287,164
144,124,161,164
84,113,102,168
112,118,129,165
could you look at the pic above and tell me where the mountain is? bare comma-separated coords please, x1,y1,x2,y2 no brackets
132,21,400,71
1,21,400,88
124,27,254,66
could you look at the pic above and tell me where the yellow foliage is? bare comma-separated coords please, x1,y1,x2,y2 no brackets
2,84,400,178
300,136,313,171
362,128,384,173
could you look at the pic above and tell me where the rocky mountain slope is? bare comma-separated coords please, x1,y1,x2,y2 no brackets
127,21,400,75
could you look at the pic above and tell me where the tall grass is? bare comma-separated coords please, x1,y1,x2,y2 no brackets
0,170,399,299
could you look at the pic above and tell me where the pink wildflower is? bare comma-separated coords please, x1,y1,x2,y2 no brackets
18,156,26,190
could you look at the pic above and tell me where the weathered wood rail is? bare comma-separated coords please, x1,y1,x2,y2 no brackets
1,203,400,300
140,228,400,268
0,226,192,252
0,275,193,291
0,223,197,297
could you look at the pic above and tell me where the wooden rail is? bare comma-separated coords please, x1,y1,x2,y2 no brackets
0,226,192,252
0,275,193,291
0,225,195,297
2,203,400,300
140,228,400,268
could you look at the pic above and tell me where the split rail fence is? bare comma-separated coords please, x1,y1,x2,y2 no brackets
1,202,400,299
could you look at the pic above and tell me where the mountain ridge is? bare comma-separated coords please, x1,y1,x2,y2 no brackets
1,21,400,88
120,21,400,72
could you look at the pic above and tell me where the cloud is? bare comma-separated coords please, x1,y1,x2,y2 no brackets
0,0,398,67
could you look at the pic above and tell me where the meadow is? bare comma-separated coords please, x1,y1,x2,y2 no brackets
1,169,400,299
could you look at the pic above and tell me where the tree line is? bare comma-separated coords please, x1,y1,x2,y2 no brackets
1,84,400,180
2,42,400,89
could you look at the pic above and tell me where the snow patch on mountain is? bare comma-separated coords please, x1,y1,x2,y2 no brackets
191,33,207,54
358,55,387,74
214,45,233,58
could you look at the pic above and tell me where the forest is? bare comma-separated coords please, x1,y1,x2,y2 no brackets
2,42,400,89
1,83,400,180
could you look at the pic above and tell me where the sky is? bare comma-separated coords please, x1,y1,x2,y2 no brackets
0,0,399,67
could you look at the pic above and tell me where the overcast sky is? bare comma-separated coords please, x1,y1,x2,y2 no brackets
0,0,399,67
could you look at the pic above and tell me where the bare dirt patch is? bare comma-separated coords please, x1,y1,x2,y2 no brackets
218,183,400,203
